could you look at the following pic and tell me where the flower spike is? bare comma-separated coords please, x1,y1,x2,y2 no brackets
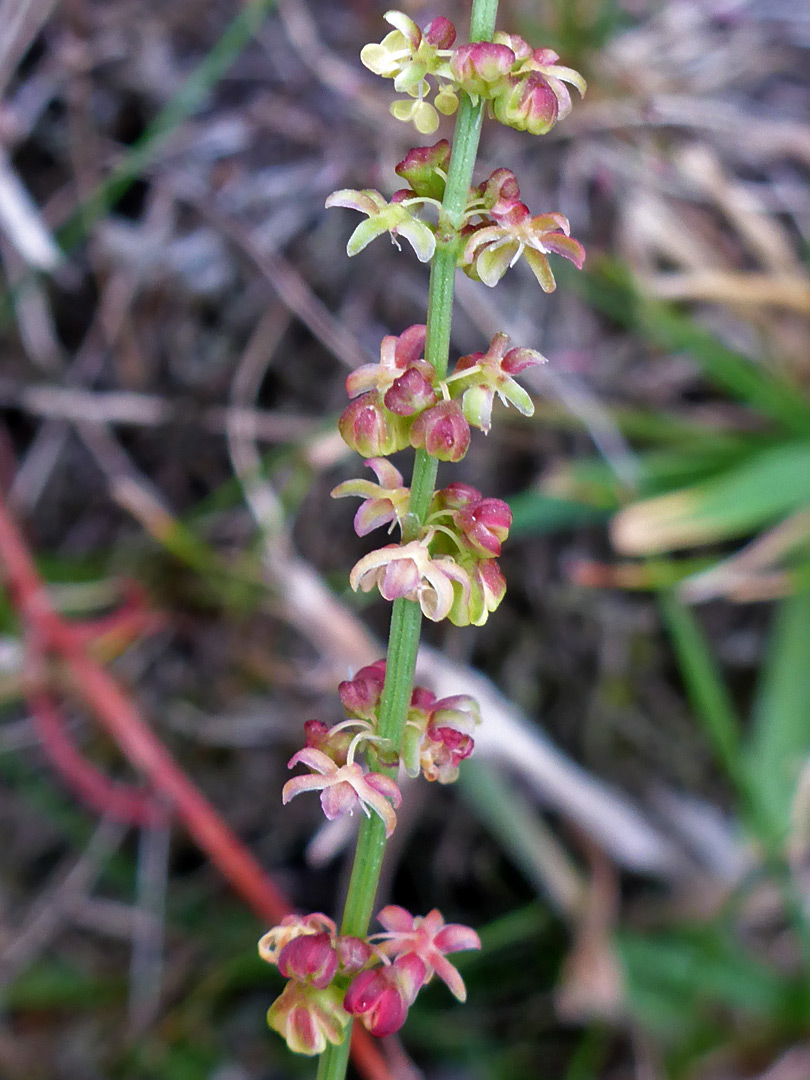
264,6,590,1062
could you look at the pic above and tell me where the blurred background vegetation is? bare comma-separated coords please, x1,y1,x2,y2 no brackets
1,0,809,1077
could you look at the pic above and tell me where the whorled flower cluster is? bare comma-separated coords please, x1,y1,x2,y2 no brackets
329,320,536,626
259,907,480,1054
360,10,586,136
337,469,513,627
333,321,548,459
283,658,482,841
327,142,585,291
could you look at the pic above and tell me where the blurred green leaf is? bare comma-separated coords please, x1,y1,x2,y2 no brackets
549,438,765,510
509,492,607,535
612,442,810,554
4,961,123,1011
572,260,810,435
658,592,746,795
746,590,810,840
620,927,801,1036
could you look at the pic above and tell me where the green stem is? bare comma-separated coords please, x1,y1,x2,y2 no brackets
318,4,498,1077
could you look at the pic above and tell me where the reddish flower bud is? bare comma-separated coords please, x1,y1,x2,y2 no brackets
432,482,482,512
502,345,546,375
338,659,387,720
279,932,339,989
423,16,456,48
492,31,534,61
336,935,373,974
384,363,438,416
344,954,427,1036
409,400,470,462
476,167,523,220
457,497,512,556
492,72,560,136
303,719,353,766
411,685,437,711
338,393,409,456
395,140,451,201
451,41,515,97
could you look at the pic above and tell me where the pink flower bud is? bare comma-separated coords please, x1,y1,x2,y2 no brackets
336,935,373,974
278,932,339,989
344,954,428,1036
502,345,547,375
492,31,534,61
451,42,516,97
303,719,353,766
476,167,522,219
338,393,409,457
409,400,470,462
492,72,560,136
338,659,387,719
433,482,482,511
423,16,456,48
395,141,451,200
457,497,512,556
383,363,438,416
410,685,437,711
532,46,562,66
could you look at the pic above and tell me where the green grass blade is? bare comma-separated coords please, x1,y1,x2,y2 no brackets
613,441,810,554
745,589,810,842
658,592,747,798
569,260,810,436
